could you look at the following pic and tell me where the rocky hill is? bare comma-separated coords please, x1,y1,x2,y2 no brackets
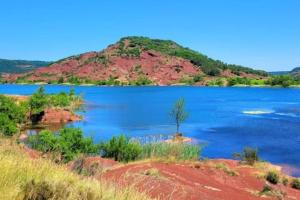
3,37,268,85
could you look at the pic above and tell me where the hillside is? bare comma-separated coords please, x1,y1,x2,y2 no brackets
0,58,51,74
2,37,268,85
290,67,300,77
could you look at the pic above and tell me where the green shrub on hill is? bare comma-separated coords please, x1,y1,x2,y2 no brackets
233,147,259,165
292,179,300,189
266,171,280,184
100,134,142,162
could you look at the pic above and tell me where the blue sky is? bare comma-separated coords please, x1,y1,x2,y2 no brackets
0,0,299,71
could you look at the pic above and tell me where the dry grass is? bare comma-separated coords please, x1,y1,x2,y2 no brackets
215,162,239,176
0,138,152,200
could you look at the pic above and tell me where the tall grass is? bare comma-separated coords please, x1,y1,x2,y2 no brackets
139,142,201,161
0,139,151,200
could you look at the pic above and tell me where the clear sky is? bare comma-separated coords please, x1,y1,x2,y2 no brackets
0,0,299,71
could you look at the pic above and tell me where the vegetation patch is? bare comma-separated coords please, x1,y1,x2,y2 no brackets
266,171,280,184
0,138,150,200
291,178,300,189
28,128,98,163
100,134,142,163
233,147,259,165
215,163,239,176
258,185,286,199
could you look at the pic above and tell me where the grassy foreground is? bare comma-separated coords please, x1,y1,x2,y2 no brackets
0,138,151,200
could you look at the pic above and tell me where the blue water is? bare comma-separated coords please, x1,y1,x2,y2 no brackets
1,84,300,176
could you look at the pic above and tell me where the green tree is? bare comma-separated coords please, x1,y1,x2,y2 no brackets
29,86,49,116
170,98,188,134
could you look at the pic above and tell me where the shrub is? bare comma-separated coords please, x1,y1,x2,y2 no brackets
260,185,273,194
100,135,142,162
28,128,99,163
0,95,26,123
29,86,49,115
282,177,289,186
132,76,152,86
49,92,71,107
0,114,18,136
233,147,259,165
0,95,26,136
193,74,203,83
266,171,279,184
291,179,300,189
28,130,58,152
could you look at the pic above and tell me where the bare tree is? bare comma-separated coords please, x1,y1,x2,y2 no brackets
170,98,188,134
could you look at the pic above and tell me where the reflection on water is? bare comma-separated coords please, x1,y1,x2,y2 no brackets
23,123,66,135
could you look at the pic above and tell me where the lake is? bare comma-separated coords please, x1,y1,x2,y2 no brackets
1,84,300,176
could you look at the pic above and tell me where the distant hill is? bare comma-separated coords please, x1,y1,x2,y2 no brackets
3,36,268,85
0,59,51,74
269,71,289,75
270,67,300,77
289,67,300,77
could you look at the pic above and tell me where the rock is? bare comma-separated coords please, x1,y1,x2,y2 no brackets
40,108,81,124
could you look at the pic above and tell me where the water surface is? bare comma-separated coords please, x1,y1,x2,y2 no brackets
1,84,300,176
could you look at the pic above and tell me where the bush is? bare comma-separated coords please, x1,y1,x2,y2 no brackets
0,114,18,136
28,130,58,153
291,179,300,189
233,147,259,165
49,92,71,107
29,86,49,116
0,95,26,123
193,74,203,83
0,95,26,136
131,76,152,86
28,128,99,163
100,135,142,162
282,177,289,186
266,171,279,184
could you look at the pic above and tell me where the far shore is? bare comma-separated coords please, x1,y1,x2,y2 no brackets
1,82,300,89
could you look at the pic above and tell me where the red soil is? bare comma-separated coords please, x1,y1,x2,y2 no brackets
102,159,300,200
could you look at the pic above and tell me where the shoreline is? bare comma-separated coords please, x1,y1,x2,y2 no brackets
1,82,300,89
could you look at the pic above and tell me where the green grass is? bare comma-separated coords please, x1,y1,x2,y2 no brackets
139,142,201,161
0,138,151,200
